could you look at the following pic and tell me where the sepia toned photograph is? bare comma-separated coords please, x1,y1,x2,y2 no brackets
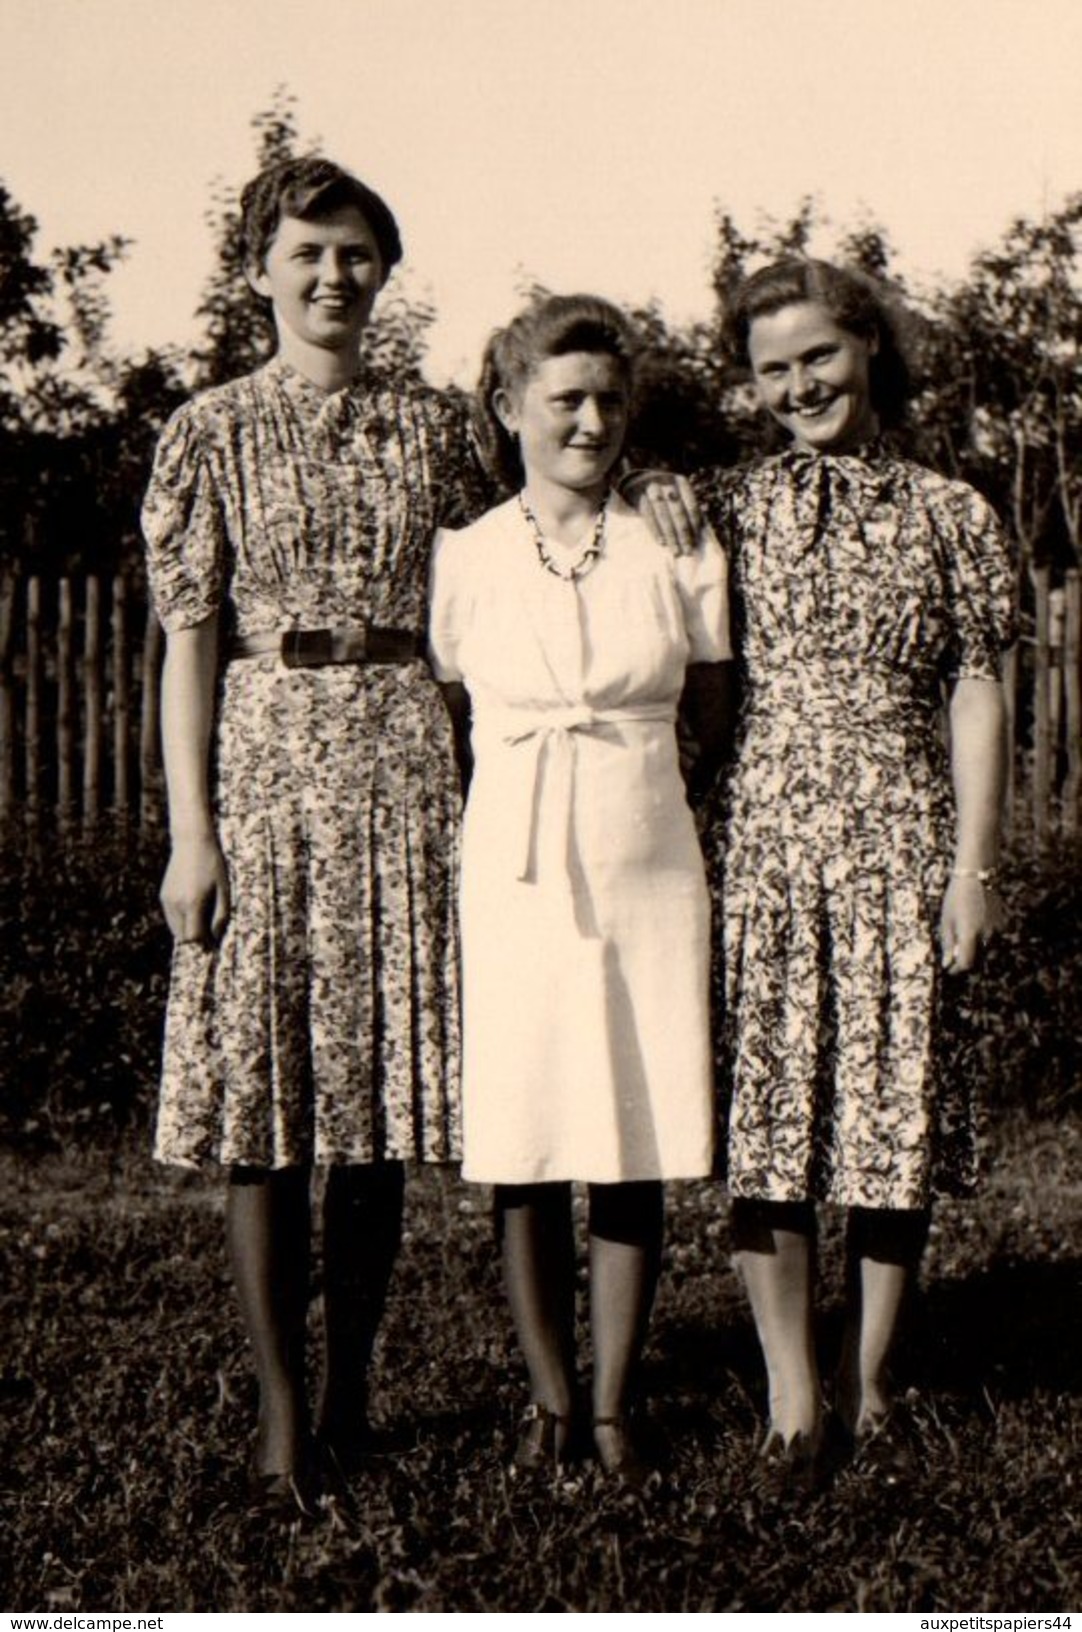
1,0,1080,1614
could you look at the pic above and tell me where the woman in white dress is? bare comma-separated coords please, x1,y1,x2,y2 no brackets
429,295,734,1481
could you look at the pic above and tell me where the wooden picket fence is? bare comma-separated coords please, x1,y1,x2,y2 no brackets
0,567,1080,846
1024,566,1082,843
0,571,163,829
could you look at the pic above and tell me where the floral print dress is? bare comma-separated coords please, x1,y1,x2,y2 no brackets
143,357,488,1169
696,447,1015,1208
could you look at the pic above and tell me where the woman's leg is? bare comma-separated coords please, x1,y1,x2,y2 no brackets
837,1205,930,1432
226,1165,312,1477
495,1182,577,1418
317,1160,406,1461
731,1197,821,1444
587,1180,664,1427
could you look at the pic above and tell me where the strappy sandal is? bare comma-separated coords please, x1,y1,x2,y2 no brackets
513,1402,573,1471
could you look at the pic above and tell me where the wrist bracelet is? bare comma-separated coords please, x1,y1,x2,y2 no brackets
952,866,997,885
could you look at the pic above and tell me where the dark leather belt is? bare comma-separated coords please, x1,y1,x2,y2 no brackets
229,626,426,667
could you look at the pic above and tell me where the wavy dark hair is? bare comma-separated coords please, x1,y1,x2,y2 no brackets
724,258,913,426
475,293,638,490
240,155,402,282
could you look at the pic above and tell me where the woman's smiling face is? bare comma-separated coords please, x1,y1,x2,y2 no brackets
747,300,879,454
247,205,384,359
496,351,630,496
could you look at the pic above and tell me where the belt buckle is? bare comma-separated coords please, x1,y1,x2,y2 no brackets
280,627,372,667
282,629,335,668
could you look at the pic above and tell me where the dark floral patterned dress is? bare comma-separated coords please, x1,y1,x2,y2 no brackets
696,447,1015,1208
143,357,488,1169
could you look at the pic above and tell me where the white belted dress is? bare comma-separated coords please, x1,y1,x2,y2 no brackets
428,494,730,1184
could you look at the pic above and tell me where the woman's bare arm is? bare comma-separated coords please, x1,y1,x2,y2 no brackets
159,616,230,945
940,676,1007,972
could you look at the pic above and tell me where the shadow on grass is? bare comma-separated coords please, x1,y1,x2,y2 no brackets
650,1312,763,1393
643,1311,766,1458
648,1253,1082,1453
910,1258,1082,1399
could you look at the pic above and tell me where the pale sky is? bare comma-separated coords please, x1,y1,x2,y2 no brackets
4,0,1080,385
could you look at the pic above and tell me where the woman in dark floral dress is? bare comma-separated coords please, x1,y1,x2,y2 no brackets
142,157,490,1509
694,259,1014,1487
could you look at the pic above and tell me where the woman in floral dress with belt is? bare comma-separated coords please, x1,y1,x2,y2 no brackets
694,259,1014,1488
142,157,489,1509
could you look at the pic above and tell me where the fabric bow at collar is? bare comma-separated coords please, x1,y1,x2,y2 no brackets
267,356,371,452
782,444,893,503
780,443,897,562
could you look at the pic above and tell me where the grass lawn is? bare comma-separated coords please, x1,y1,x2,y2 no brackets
2,1114,1080,1613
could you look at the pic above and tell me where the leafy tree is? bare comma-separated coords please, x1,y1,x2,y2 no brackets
920,195,1082,574
0,184,128,436
3,118,1079,588
0,182,134,565
836,217,899,284
0,185,64,420
624,300,735,472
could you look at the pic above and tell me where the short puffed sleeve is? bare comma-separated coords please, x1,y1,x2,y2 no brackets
427,527,470,682
141,403,226,631
673,526,733,663
936,481,1016,682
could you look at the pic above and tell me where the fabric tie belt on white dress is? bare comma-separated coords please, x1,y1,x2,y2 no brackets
475,702,676,883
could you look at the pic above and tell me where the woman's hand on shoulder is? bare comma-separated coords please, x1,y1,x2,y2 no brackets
621,470,703,556
939,873,1002,973
160,832,231,947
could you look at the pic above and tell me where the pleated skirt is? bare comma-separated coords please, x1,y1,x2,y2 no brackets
154,657,461,1169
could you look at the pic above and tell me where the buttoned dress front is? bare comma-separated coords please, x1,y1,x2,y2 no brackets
143,357,487,1169
429,495,731,1184
696,448,1015,1209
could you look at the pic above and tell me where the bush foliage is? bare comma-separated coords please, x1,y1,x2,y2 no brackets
0,822,168,1150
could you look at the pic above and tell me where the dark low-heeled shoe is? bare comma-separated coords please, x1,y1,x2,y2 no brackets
849,1409,918,1485
592,1416,656,1492
246,1428,324,1521
750,1426,825,1501
513,1402,572,1471
246,1465,322,1521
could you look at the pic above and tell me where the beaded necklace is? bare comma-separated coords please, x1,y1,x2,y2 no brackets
518,490,609,582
